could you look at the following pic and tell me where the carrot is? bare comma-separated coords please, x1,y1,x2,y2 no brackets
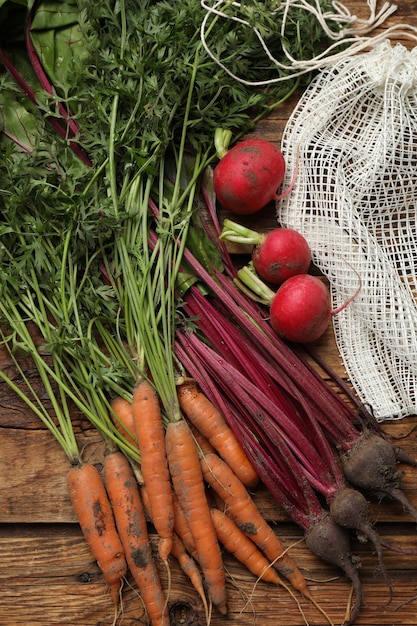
172,491,198,561
67,462,127,605
200,451,311,600
210,507,283,585
188,421,215,456
138,482,153,520
110,395,137,448
170,532,209,617
165,418,228,616
103,450,170,626
131,378,174,564
141,479,208,618
178,380,258,488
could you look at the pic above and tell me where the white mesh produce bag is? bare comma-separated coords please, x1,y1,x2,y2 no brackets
277,40,417,421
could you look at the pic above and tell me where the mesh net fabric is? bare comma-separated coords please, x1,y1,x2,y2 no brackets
277,40,417,421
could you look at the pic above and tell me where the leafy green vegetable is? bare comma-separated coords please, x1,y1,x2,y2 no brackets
30,1,89,94
0,88,37,151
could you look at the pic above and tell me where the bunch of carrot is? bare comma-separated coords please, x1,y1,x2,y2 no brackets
108,376,322,624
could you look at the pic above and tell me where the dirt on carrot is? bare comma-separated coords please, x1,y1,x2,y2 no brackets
210,507,283,586
67,462,127,606
103,450,170,626
200,451,310,600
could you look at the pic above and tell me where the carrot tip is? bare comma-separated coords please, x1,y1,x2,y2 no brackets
110,581,122,606
158,537,173,563
216,602,228,616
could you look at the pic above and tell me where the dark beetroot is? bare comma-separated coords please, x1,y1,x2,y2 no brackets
305,515,362,625
213,138,286,215
342,433,417,522
329,487,392,600
252,228,311,284
342,434,402,496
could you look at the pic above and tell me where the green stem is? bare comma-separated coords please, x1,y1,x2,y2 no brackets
220,218,265,245
108,94,121,219
214,127,233,158
0,318,80,463
236,264,276,303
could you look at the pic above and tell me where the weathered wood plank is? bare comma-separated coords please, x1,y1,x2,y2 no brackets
0,427,105,523
1,524,417,626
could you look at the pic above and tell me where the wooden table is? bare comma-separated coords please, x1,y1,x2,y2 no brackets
2,3,417,625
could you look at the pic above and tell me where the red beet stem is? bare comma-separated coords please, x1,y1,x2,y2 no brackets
185,285,343,480
179,325,341,499
182,242,360,444
174,331,323,527
25,7,81,139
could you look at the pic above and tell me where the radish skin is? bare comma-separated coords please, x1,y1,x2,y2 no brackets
219,219,311,285
252,228,311,284
270,274,331,343
236,268,353,344
270,271,362,344
213,138,287,215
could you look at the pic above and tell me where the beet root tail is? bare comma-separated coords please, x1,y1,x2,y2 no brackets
394,445,417,468
340,556,363,626
357,523,393,606
389,487,417,524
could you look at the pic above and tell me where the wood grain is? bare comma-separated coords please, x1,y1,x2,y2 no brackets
2,2,417,625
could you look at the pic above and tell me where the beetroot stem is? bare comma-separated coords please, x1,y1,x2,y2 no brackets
204,290,345,476
175,331,322,528
180,326,337,498
186,246,360,447
184,285,345,487
25,7,81,139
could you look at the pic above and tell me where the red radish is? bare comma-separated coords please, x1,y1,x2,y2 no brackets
220,219,311,284
213,138,288,215
252,228,311,284
270,274,331,343
237,267,361,344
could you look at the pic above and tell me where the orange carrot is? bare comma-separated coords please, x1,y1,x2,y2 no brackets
67,462,127,605
178,380,258,488
110,395,137,448
165,418,227,616
210,507,283,585
170,532,209,616
141,479,208,616
172,491,198,561
200,452,310,600
138,482,153,521
131,378,174,564
103,451,170,626
188,421,215,456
